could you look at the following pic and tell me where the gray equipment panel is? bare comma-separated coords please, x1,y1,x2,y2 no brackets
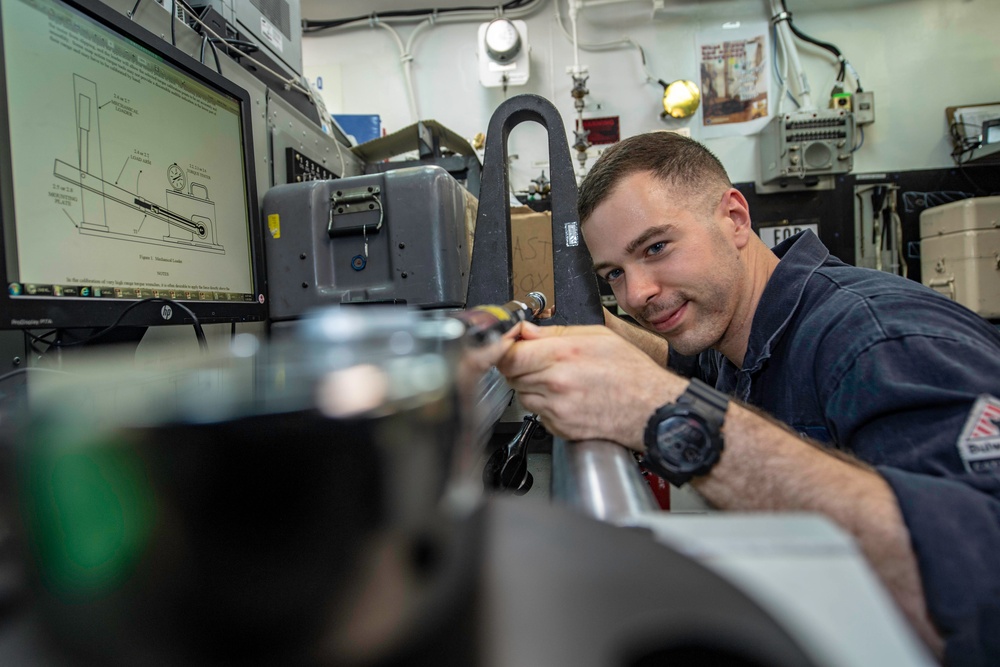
263,166,475,320
759,109,856,185
194,0,303,78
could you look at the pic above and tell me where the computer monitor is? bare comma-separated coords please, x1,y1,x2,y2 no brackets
0,0,267,333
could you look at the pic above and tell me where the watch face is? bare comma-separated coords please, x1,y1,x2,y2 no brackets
656,415,710,473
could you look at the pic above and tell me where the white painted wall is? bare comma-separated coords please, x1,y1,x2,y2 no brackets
302,0,999,190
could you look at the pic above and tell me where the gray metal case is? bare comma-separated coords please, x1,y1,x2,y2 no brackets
262,166,476,320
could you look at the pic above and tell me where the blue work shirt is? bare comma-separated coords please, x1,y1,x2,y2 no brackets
669,230,1000,666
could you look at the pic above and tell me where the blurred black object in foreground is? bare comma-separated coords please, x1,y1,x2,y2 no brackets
0,307,818,667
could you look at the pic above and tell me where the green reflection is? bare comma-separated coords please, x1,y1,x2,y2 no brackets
23,422,156,600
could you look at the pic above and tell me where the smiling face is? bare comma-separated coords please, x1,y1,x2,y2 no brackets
584,170,749,357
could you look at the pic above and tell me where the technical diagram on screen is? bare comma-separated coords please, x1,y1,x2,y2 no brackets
0,0,267,330
54,75,225,255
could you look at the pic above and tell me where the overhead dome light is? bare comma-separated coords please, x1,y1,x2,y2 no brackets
483,18,522,63
477,19,530,88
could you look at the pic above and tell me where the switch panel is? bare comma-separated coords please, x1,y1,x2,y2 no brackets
759,109,856,185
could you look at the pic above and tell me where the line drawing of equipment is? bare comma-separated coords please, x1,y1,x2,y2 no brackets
52,74,224,254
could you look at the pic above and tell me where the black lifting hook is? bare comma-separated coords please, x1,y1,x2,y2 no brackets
465,94,604,327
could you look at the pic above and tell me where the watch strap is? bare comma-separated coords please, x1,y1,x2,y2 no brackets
677,377,729,431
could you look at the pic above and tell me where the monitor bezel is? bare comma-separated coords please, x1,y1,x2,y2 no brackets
0,0,268,331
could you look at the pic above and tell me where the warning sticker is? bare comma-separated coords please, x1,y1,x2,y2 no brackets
956,394,1000,474
581,116,620,145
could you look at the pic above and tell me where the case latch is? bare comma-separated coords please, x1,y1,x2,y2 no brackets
327,185,383,238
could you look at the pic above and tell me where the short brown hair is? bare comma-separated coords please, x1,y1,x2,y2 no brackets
577,131,732,223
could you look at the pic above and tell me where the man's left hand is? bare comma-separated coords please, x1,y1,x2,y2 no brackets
495,322,685,447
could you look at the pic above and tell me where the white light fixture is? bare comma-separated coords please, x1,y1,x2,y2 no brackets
477,18,530,88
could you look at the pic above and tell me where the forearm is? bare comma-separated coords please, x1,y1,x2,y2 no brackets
696,404,944,658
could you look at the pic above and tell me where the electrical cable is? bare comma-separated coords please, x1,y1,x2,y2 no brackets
777,0,864,99
299,0,543,125
779,0,844,79
771,23,800,112
128,0,142,20
209,38,260,58
771,24,785,110
173,0,313,98
0,367,73,385
553,1,657,85
844,61,863,93
771,0,813,109
302,0,540,33
947,118,998,197
370,20,420,122
404,19,434,116
207,35,222,74
949,121,985,166
42,298,208,353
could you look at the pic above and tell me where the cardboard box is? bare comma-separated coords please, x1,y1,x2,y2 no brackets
509,206,555,310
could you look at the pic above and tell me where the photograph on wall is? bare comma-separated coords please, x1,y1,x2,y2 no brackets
697,22,771,138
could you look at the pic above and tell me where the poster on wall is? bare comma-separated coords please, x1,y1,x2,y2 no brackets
697,21,771,138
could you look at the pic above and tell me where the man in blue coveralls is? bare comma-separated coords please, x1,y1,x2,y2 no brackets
493,131,1000,665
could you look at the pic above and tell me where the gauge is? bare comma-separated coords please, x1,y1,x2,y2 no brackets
167,163,186,191
484,18,521,63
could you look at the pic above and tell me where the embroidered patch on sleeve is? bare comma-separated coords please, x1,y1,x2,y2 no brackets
956,394,1000,474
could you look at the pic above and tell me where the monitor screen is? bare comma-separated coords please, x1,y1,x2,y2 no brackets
0,0,267,331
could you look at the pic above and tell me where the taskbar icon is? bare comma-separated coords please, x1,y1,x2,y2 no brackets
8,283,99,297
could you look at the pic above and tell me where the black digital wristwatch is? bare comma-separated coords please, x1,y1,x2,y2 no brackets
642,377,729,487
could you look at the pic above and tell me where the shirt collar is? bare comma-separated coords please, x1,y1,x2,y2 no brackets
741,230,829,373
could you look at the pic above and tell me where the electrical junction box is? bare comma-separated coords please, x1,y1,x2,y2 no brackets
758,109,856,185
478,19,530,88
262,166,477,321
829,91,875,126
854,91,875,126
920,196,1000,319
